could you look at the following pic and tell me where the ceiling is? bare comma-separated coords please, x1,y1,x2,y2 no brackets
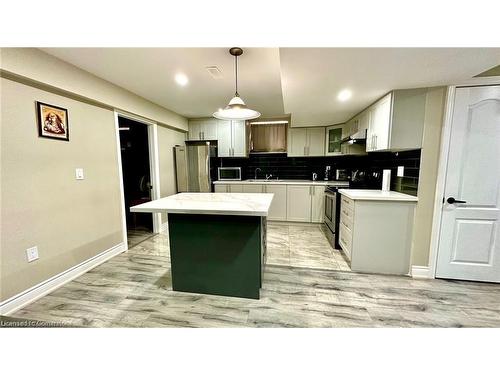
42,48,500,126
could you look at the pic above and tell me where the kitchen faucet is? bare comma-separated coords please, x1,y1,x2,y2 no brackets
265,174,273,180
254,168,262,180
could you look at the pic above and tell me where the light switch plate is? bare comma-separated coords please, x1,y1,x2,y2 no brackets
397,166,405,177
26,246,39,262
75,168,84,180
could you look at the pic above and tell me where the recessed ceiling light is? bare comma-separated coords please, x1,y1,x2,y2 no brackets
337,89,352,102
175,73,189,86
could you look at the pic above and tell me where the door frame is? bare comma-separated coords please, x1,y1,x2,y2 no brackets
428,77,500,278
113,110,162,249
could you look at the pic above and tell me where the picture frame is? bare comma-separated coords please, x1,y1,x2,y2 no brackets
36,101,70,141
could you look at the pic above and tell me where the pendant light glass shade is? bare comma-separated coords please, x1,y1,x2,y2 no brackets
213,47,261,121
213,95,261,120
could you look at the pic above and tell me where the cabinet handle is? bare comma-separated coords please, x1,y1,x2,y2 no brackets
304,146,306,156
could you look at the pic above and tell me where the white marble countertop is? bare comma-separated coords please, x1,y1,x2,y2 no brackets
130,193,274,217
338,189,418,202
213,179,350,186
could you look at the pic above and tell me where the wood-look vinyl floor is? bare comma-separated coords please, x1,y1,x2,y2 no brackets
9,224,500,328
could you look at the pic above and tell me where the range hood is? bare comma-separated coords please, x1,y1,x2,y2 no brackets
340,129,367,145
248,121,288,153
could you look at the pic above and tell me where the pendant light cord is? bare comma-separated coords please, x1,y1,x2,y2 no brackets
235,54,238,96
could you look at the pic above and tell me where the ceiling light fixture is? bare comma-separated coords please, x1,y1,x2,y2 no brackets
337,89,352,102
213,47,261,121
175,73,189,86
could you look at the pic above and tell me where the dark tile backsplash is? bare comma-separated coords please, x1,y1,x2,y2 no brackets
212,149,421,196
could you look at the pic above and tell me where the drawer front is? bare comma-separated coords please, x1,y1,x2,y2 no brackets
340,201,354,220
339,222,352,260
341,195,354,210
340,210,353,232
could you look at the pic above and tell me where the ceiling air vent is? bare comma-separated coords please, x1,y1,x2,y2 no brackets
206,66,223,79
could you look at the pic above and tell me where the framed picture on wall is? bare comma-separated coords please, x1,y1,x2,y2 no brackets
36,101,69,141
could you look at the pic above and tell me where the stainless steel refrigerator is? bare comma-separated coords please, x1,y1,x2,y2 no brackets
175,142,217,192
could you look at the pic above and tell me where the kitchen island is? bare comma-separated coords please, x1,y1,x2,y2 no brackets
130,193,273,299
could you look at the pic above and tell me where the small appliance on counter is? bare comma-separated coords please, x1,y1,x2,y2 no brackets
350,169,382,189
218,167,242,181
335,169,350,181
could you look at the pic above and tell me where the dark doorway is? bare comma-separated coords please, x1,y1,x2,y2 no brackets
118,116,154,247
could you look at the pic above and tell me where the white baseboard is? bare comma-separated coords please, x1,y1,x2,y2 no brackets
160,221,168,233
0,242,127,316
411,265,432,279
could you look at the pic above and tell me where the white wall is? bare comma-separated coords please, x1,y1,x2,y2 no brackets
0,48,188,131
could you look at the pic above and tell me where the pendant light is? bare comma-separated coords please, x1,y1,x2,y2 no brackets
213,47,261,121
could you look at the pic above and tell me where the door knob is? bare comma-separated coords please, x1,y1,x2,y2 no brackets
447,197,466,204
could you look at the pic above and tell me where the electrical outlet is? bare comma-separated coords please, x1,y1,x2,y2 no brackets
26,246,39,262
397,166,405,177
75,168,84,180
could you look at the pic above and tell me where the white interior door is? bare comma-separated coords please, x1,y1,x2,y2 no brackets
436,85,500,283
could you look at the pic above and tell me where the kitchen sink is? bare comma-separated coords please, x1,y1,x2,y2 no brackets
245,179,283,183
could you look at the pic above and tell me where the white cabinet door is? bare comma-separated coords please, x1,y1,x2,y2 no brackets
311,186,325,223
436,85,500,283
200,119,217,140
214,184,228,192
216,120,232,157
264,184,287,221
325,125,343,155
188,120,202,140
288,128,308,156
231,120,246,157
307,128,325,156
228,184,244,193
286,185,311,222
369,93,392,151
358,110,370,133
243,184,263,193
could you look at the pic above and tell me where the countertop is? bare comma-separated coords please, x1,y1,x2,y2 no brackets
130,193,274,217
213,179,350,186
338,189,418,202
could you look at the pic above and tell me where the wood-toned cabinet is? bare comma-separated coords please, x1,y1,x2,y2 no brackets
214,184,244,193
288,127,325,156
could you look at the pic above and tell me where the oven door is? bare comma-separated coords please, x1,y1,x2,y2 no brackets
324,191,336,232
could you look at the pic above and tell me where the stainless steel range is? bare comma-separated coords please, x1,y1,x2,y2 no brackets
324,181,349,249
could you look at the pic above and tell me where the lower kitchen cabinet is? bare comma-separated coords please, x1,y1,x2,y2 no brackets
311,186,325,223
242,184,264,193
286,185,312,222
213,182,334,224
228,184,244,193
264,184,287,221
214,184,228,192
339,194,416,275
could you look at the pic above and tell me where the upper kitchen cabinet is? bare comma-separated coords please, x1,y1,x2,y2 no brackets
325,124,344,156
366,88,428,152
188,119,218,141
288,127,325,156
216,120,247,157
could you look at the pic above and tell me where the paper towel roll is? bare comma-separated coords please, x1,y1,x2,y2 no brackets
382,169,391,191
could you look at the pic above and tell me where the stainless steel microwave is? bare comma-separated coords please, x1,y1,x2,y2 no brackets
218,167,242,181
